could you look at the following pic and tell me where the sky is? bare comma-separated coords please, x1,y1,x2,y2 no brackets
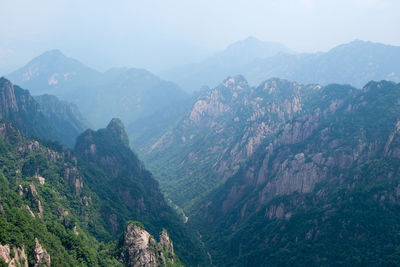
0,0,399,74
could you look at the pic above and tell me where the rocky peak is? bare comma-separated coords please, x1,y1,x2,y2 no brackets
106,118,130,147
221,75,248,91
158,229,174,254
121,222,179,267
34,238,51,267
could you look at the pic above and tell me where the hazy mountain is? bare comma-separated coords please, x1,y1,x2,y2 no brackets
0,77,88,147
162,39,400,92
242,39,400,87
160,36,293,92
6,49,100,96
6,51,189,131
34,94,90,146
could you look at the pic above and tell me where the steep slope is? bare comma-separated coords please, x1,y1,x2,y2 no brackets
75,119,207,266
190,80,400,266
243,40,400,88
6,51,189,130
161,36,293,92
145,75,320,209
0,119,120,266
34,94,90,146
0,77,88,147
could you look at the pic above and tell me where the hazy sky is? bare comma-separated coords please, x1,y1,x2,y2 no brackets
1,0,399,73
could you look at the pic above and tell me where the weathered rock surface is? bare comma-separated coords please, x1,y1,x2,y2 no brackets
34,238,51,267
0,244,28,267
121,223,178,267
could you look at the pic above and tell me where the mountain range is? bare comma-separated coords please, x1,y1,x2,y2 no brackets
161,38,400,92
6,50,189,131
143,75,400,266
2,37,400,266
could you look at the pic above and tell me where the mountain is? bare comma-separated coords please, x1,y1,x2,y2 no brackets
6,49,100,96
160,36,293,92
0,77,87,147
241,40,400,88
74,118,207,265
6,51,189,131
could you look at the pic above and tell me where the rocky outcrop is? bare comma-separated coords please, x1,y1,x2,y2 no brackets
34,238,51,267
0,244,28,267
121,222,179,267
158,229,174,255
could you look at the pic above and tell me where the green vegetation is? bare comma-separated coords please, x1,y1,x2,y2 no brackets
0,118,203,266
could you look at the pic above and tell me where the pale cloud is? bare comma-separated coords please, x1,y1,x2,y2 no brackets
299,0,316,9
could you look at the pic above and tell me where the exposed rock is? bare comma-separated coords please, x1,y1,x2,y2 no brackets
73,225,79,236
29,184,38,198
37,200,44,219
57,207,68,219
121,223,178,267
0,78,19,118
158,229,174,255
34,238,51,267
34,174,45,185
25,205,36,218
0,244,28,267
121,224,158,267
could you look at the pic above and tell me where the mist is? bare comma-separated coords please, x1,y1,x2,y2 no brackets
1,0,399,74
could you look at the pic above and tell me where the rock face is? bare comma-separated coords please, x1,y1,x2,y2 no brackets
34,238,51,267
121,223,179,267
145,76,321,208
158,229,174,255
0,244,28,267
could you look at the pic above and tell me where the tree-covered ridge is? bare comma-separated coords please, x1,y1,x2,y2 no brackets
0,118,205,266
